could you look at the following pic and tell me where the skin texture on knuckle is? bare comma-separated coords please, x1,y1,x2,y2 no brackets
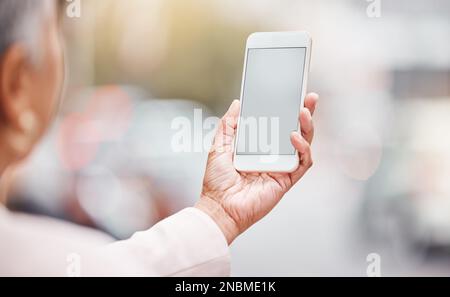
220,116,228,129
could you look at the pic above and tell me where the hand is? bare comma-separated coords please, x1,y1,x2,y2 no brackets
196,93,318,244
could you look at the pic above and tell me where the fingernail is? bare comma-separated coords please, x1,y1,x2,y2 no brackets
231,100,240,110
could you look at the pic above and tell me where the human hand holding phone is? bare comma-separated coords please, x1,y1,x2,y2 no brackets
196,93,318,244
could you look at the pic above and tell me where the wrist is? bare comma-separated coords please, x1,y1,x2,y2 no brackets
195,195,240,245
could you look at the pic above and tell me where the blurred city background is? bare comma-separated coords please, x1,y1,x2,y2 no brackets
6,0,450,276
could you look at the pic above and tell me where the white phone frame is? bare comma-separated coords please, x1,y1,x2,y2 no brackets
233,31,312,173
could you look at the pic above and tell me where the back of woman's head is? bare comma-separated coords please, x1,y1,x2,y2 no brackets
0,0,64,172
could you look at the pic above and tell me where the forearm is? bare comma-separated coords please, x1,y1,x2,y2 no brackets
85,208,231,276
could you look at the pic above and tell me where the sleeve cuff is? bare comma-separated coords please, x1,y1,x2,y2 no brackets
128,207,231,276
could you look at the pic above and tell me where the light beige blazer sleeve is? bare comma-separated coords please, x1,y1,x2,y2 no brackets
0,206,231,277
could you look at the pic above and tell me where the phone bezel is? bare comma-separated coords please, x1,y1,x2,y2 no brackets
233,31,312,173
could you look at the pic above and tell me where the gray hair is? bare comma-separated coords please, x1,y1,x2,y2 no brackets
0,0,51,60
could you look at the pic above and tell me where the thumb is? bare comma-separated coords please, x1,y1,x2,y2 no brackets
211,100,240,153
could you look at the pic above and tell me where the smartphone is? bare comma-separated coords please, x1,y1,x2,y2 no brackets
233,31,312,173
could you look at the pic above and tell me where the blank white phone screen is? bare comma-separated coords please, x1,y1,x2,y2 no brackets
236,47,306,155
